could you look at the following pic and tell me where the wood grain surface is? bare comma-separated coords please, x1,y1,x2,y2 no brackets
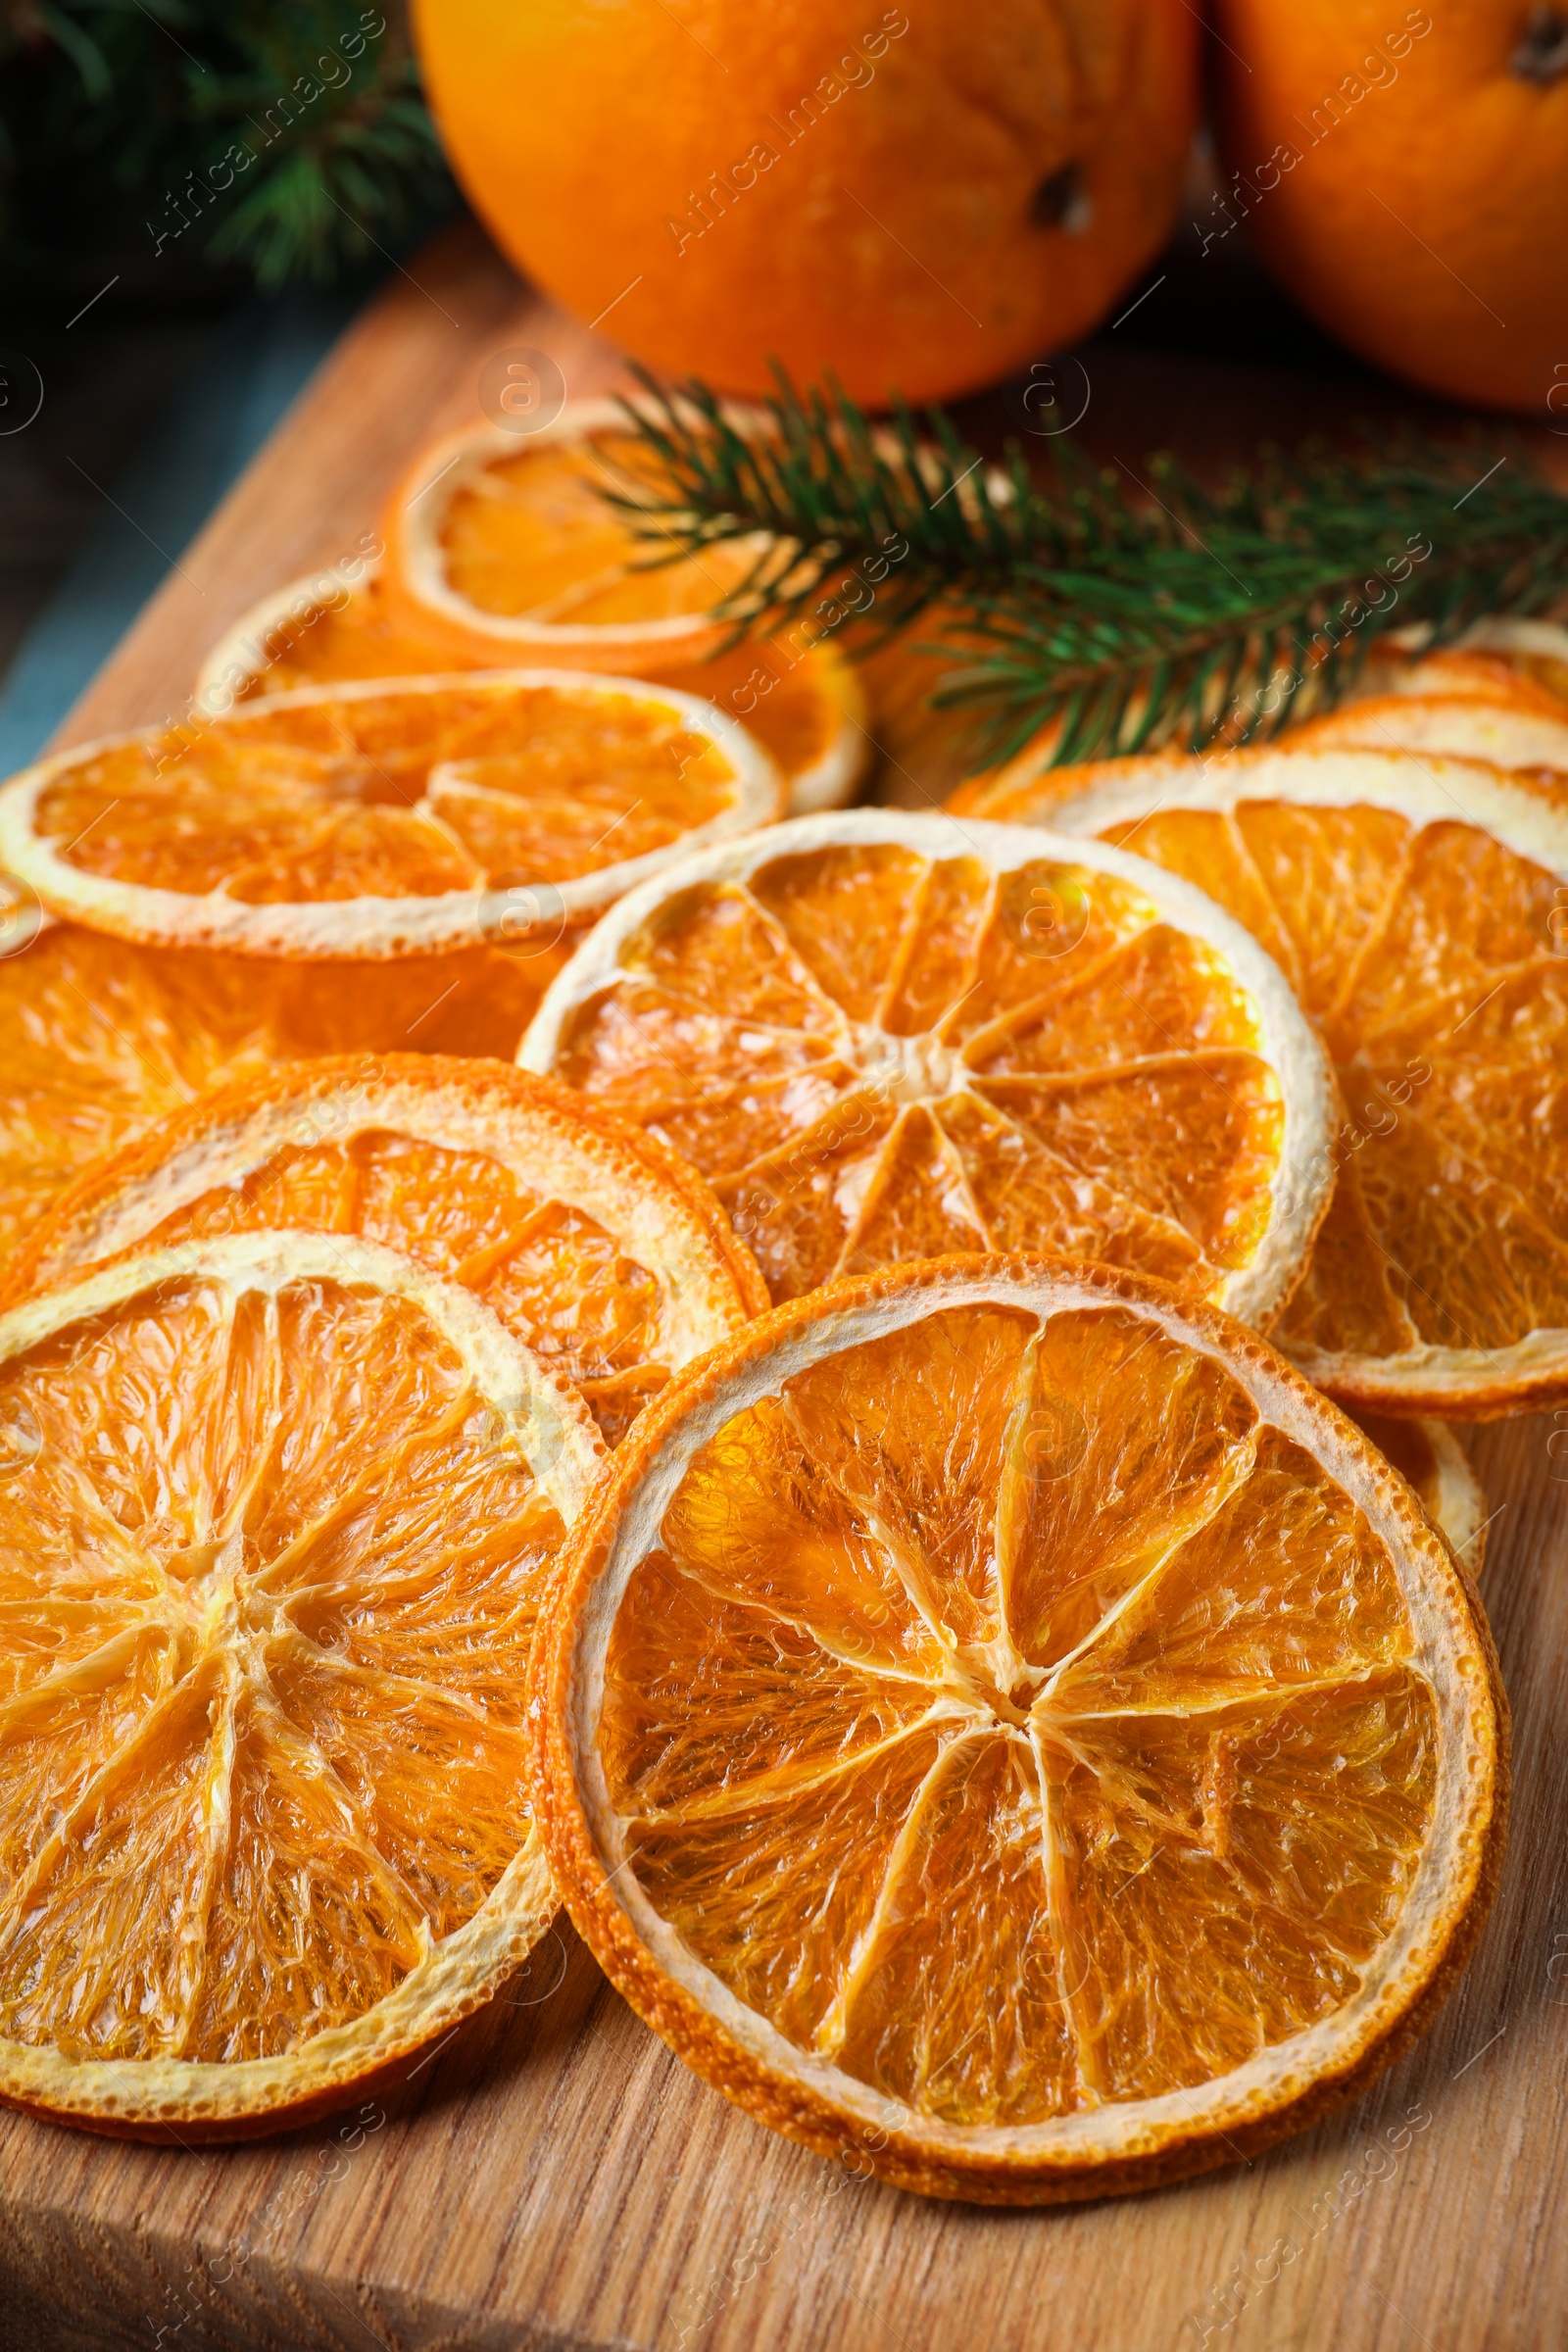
3,221,1567,2352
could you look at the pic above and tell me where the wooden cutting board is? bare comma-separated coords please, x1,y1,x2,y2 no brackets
3,221,1567,2352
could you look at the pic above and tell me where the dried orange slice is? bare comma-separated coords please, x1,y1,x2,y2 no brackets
959,746,1568,1415
8,1055,766,1446
531,1254,1505,2204
0,1227,604,2139
1296,694,1568,776
193,568,867,817
195,564,458,710
0,672,782,958
520,809,1335,1329
1368,642,1568,711
0,917,553,1269
381,401,770,672
1424,618,1568,708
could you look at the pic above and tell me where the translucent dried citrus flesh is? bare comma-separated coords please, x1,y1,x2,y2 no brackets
522,816,1334,1330
211,570,459,701
0,675,779,957
0,922,553,1270
958,753,1568,1416
39,688,735,890
211,566,479,696
199,569,863,814
0,1230,603,2138
533,1259,1503,2203
10,1057,767,1447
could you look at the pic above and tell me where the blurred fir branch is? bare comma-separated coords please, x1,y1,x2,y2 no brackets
0,0,453,298
610,366,1568,765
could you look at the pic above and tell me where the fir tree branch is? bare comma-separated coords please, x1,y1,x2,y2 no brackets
605,366,1568,765
0,0,453,295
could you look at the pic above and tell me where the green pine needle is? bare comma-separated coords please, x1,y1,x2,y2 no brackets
605,365,1568,766
1,1,453,295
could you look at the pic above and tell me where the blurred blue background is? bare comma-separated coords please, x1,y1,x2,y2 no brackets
0,284,375,772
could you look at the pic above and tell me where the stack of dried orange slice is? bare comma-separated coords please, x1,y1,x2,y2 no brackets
1282,623,1568,777
195,403,869,817
6,1055,765,1446
1368,617,1568,712
0,1056,769,2134
929,620,1568,817
0,376,1553,2201
0,667,781,1254
0,920,535,1264
0,440,816,2137
0,401,860,1272
500,681,1559,2194
499,784,1519,2200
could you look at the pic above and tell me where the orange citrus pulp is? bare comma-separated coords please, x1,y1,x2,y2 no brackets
0,922,553,1269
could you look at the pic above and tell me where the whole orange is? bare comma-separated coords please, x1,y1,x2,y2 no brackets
412,0,1198,404
1212,2,1568,417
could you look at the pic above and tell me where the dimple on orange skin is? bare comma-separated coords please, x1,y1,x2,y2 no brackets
412,0,1199,404
1212,0,1568,416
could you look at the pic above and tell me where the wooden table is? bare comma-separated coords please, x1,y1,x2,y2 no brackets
3,221,1566,2352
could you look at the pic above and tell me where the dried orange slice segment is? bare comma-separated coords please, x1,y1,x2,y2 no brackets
193,568,867,817
532,1254,1505,2204
959,746,1568,1415
0,1228,604,2139
381,401,770,671
520,809,1335,1329
1297,694,1568,776
0,917,554,1268
8,1056,766,1446
0,672,782,958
